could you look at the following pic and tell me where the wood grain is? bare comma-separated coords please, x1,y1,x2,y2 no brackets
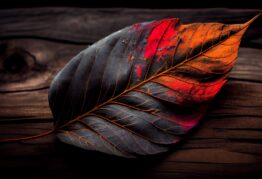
0,8,261,178
0,8,261,44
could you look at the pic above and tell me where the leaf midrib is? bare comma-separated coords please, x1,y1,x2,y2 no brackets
56,16,257,130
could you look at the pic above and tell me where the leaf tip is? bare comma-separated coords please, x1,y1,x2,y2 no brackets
245,13,261,26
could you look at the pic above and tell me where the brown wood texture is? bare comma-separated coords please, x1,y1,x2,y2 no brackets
0,8,262,178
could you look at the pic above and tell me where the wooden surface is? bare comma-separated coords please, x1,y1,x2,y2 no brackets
0,8,262,178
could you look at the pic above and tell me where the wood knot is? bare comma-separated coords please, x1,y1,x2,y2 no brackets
4,53,28,74
0,45,38,83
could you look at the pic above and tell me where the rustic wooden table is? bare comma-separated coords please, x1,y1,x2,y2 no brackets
0,8,261,178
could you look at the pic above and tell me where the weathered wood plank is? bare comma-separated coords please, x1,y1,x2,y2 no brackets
0,8,261,44
1,46,260,120
1,66,262,178
0,8,262,179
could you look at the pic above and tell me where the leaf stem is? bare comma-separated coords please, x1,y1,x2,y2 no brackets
0,129,55,143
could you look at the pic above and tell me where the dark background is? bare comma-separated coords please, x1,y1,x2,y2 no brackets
1,0,262,9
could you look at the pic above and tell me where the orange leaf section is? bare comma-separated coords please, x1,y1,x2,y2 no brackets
150,16,258,107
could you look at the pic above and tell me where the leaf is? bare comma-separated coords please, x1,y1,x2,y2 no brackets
48,15,258,158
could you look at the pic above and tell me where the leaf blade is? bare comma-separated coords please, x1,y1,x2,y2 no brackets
49,15,258,157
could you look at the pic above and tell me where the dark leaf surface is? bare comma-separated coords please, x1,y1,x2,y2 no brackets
49,16,256,157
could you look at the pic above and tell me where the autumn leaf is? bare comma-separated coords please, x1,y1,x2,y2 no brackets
48,15,259,158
